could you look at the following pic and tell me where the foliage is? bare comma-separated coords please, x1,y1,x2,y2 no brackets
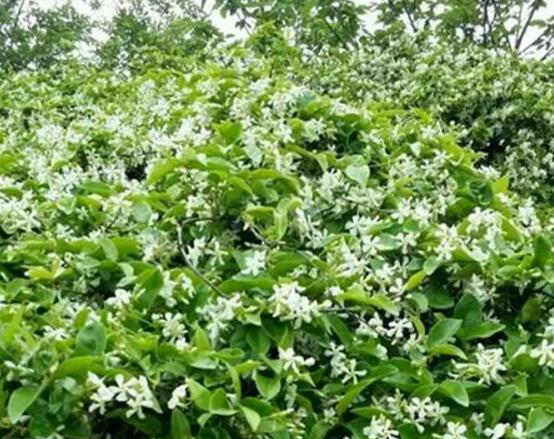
0,43,553,438
96,0,221,70
289,35,554,203
371,0,554,58
98,12,221,70
0,0,90,71
214,0,368,50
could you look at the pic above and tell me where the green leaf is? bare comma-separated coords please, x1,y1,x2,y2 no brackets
326,314,354,347
194,327,212,351
8,385,45,424
404,270,426,291
187,378,211,411
512,394,554,410
521,296,542,323
397,423,420,439
367,293,400,315
427,318,462,348
75,322,107,356
209,388,236,416
254,372,281,400
272,197,302,240
423,285,454,309
423,257,440,275
132,201,152,224
147,158,184,185
215,120,242,145
338,289,399,315
240,405,261,432
457,322,505,341
26,266,53,281
429,343,467,359
79,181,116,197
171,409,192,439
438,380,469,407
344,164,369,187
408,292,428,313
122,413,163,435
308,420,332,439
137,267,164,309
246,327,271,356
336,365,397,415
54,356,103,378
453,293,482,327
485,385,516,425
99,237,118,262
533,235,552,269
527,408,554,433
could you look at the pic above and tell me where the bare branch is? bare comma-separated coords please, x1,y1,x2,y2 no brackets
322,17,350,50
540,44,554,60
400,0,419,33
491,0,513,50
8,0,26,42
516,0,541,50
482,0,489,46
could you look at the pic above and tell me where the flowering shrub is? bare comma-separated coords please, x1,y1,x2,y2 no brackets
292,36,554,203
0,46,554,438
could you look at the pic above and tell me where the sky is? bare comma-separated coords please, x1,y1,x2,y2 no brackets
25,0,554,56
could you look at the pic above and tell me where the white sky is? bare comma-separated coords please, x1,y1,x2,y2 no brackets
26,0,554,55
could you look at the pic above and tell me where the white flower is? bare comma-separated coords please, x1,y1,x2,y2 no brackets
386,317,414,345
509,421,526,439
467,208,500,234
438,422,467,439
242,250,267,276
106,288,132,308
363,415,399,439
87,373,116,415
454,343,506,384
112,374,158,419
283,26,296,46
465,274,495,303
168,384,188,410
541,315,554,339
531,339,554,368
153,312,188,348
404,396,449,433
43,325,69,341
324,341,367,384
278,347,315,374
303,118,326,142
396,232,418,254
200,294,242,343
186,237,207,267
270,281,330,328
392,199,413,223
484,423,508,439
159,272,178,307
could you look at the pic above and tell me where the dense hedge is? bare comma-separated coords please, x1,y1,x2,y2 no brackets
288,36,554,204
0,45,553,438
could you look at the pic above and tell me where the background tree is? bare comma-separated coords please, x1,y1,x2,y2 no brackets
0,0,90,71
372,0,554,58
97,0,221,69
213,0,368,50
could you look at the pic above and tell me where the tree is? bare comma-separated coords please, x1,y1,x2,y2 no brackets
0,0,90,71
97,0,221,69
372,0,554,58
214,0,368,50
